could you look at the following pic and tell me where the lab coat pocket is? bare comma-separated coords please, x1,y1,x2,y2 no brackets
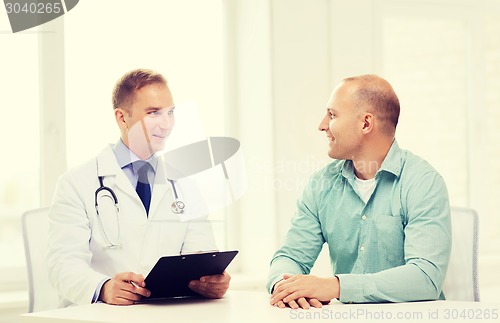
149,219,187,256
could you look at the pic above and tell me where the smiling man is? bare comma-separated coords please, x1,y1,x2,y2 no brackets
268,74,451,308
113,73,174,160
47,69,230,307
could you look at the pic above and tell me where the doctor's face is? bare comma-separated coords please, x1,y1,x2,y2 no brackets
117,83,175,159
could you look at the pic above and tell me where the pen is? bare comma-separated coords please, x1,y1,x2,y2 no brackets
130,281,141,288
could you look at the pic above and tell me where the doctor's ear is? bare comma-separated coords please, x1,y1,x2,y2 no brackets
115,108,128,128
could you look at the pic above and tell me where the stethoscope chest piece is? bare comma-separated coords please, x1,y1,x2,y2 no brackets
171,200,185,214
167,179,185,214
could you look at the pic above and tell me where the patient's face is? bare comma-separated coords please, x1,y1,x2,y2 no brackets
320,82,364,160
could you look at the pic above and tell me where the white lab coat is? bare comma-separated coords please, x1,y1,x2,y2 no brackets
47,145,217,307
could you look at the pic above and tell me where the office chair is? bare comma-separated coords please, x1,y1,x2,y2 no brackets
22,207,60,312
442,206,480,301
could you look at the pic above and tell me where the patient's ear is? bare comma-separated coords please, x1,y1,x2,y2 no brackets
361,113,374,133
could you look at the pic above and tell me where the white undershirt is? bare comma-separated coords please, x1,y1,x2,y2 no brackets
354,176,377,204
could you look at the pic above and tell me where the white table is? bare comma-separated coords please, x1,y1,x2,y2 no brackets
20,290,500,323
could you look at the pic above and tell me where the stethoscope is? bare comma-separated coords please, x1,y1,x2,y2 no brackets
94,160,185,247
167,179,185,214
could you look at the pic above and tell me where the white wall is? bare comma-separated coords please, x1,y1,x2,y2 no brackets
223,0,278,282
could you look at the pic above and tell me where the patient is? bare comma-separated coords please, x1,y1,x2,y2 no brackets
267,74,452,308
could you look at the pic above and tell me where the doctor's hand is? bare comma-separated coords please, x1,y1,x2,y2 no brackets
188,270,230,299
99,272,151,305
270,274,337,309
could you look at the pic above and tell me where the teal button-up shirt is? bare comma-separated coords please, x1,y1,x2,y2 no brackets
267,140,452,303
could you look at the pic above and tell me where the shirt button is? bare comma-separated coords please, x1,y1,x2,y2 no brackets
361,214,367,220
360,246,365,251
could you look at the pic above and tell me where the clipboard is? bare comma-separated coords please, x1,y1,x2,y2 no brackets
144,250,238,300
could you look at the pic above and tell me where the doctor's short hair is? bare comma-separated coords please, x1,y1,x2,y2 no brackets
112,68,168,113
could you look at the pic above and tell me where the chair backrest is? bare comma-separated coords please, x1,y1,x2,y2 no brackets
442,206,480,301
22,207,60,312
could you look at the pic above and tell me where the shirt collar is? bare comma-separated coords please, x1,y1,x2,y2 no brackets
377,139,402,177
112,139,158,173
341,139,402,180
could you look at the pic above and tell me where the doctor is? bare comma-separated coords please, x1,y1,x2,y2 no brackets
47,69,230,306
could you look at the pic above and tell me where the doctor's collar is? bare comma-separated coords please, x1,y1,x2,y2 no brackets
113,139,159,173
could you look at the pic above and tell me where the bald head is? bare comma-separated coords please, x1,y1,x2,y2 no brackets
342,74,400,136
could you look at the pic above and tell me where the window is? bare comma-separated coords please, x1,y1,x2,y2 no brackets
64,0,226,247
64,0,224,167
0,0,226,292
0,18,40,289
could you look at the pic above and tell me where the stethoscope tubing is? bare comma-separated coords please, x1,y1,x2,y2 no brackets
95,176,185,214
94,159,185,247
